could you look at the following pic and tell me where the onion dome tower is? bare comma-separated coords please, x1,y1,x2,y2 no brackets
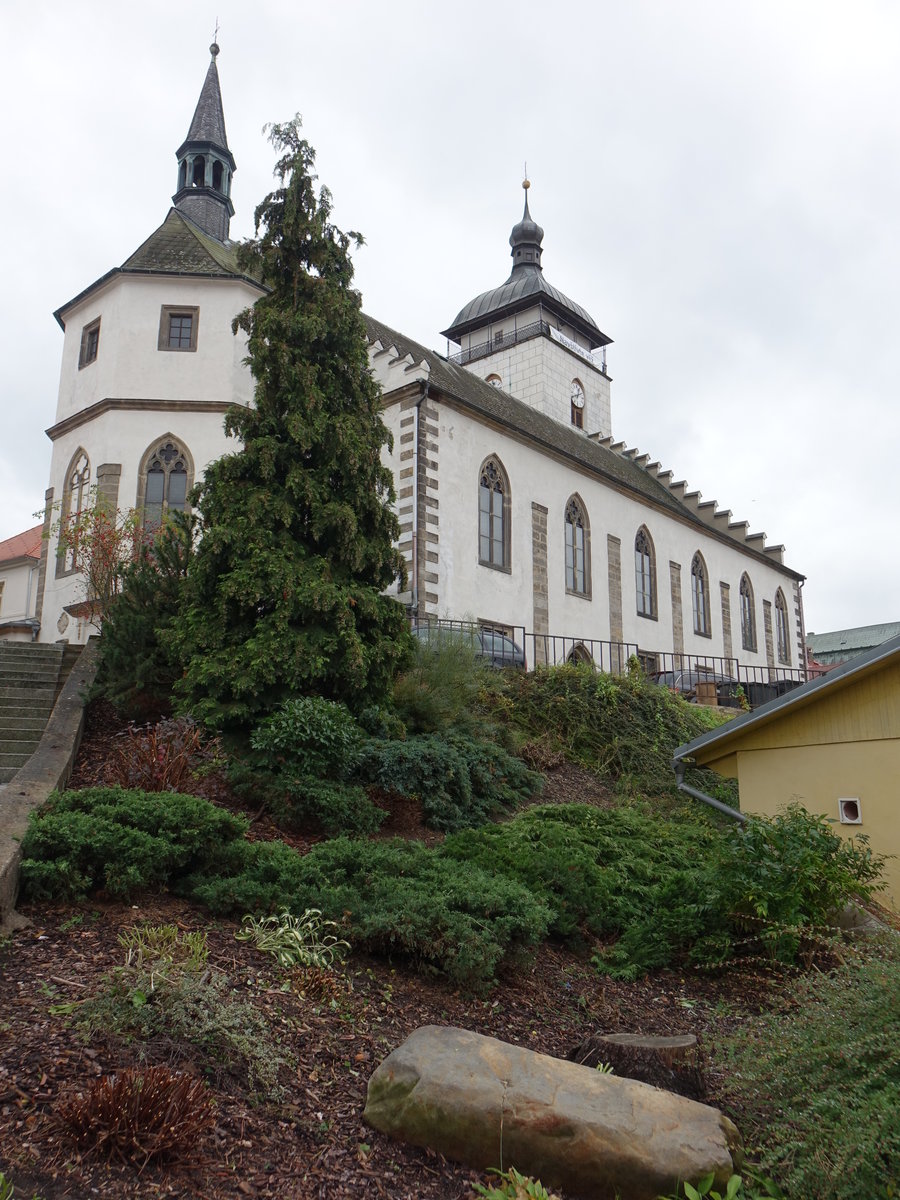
172,43,236,242
441,181,613,435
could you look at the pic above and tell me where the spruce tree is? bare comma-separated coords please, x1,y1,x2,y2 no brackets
175,119,409,731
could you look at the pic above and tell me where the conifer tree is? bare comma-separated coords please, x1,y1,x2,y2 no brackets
175,119,409,731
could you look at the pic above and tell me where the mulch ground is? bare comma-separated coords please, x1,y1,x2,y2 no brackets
0,702,793,1200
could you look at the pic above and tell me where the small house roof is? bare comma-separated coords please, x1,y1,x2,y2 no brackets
0,524,42,566
674,631,900,763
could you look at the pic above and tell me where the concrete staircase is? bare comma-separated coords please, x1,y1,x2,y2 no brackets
0,643,82,785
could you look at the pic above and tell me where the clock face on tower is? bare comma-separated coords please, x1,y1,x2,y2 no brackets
571,383,585,408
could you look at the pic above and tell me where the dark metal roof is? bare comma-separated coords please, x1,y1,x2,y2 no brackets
364,312,802,581
673,631,900,763
178,44,230,158
442,192,611,349
442,267,611,349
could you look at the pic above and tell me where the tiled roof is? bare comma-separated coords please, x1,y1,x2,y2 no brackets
363,312,802,580
54,210,263,328
122,209,245,275
0,524,42,565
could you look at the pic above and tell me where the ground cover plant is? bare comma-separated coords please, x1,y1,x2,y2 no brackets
721,942,900,1199
441,802,885,976
480,662,736,796
21,784,883,986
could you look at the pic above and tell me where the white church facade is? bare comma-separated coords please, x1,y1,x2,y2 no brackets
24,45,806,687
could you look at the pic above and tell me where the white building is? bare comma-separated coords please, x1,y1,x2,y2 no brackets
0,525,42,641
28,45,806,685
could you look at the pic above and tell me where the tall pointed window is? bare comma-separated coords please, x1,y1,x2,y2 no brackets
570,380,585,429
57,448,91,575
775,588,791,664
478,456,510,570
634,526,656,618
740,574,756,652
138,436,193,530
565,496,590,596
691,552,711,637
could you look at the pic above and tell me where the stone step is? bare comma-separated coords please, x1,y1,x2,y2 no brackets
0,672,62,688
0,714,52,731
0,645,64,660
0,688,55,700
0,767,17,784
0,750,33,769
0,728,42,747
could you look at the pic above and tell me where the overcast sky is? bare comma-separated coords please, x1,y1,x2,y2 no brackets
2,0,898,635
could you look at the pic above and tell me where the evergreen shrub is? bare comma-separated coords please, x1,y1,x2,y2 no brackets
279,777,384,836
20,788,248,901
354,732,542,832
441,802,885,977
392,634,488,734
250,696,363,779
189,837,550,986
95,513,193,719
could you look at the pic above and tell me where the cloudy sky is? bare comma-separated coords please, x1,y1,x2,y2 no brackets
2,1,898,635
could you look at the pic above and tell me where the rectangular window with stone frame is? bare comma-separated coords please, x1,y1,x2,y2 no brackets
158,305,200,352
78,318,101,369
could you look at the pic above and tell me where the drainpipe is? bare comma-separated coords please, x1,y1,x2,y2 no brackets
673,760,746,824
409,380,428,620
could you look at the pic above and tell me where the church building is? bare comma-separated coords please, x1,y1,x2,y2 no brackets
28,45,806,685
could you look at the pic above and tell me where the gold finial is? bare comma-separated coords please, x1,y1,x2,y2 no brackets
523,162,530,190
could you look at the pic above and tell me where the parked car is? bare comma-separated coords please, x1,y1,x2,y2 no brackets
649,669,741,707
411,623,526,669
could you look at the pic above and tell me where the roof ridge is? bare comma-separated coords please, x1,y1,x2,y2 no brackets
363,312,801,578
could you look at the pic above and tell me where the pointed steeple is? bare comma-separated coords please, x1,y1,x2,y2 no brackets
173,43,236,242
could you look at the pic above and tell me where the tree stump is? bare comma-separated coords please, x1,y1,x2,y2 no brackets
568,1033,706,1100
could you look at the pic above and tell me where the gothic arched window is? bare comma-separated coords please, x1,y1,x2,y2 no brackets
57,448,91,575
775,588,791,664
740,573,757,652
564,495,590,596
691,552,711,637
138,436,194,530
634,526,656,618
478,456,510,570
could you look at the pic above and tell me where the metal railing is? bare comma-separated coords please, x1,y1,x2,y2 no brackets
448,320,552,367
408,617,807,707
526,632,638,674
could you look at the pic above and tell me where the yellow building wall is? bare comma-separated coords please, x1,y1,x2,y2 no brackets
736,739,900,911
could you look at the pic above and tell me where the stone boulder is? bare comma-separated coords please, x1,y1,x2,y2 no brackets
363,1025,742,1200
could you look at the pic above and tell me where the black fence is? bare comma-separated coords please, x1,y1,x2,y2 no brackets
408,617,807,708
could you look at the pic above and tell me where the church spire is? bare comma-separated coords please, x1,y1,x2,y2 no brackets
508,178,544,273
173,43,236,242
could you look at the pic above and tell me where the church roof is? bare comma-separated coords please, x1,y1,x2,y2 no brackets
442,189,611,349
181,45,229,150
0,524,42,565
364,313,802,581
53,209,263,330
443,271,610,349
122,208,245,275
